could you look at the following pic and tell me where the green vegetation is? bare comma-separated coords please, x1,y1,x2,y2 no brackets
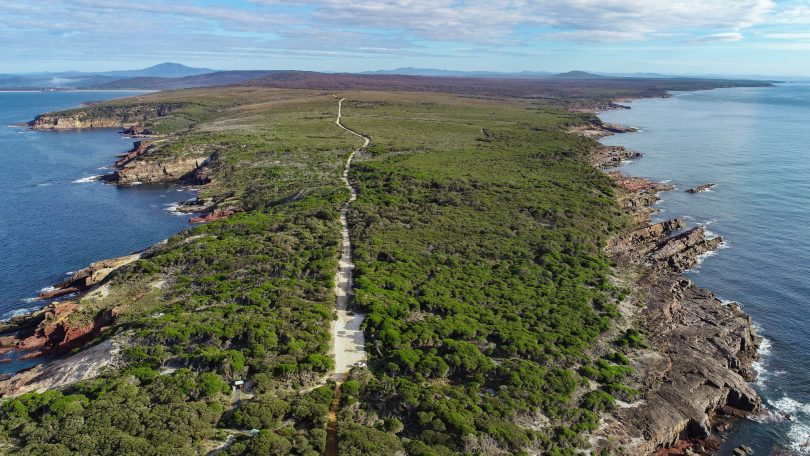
1,88,643,454
2,89,359,455
332,92,631,453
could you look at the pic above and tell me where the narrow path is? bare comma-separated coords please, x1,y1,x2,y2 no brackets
326,97,369,456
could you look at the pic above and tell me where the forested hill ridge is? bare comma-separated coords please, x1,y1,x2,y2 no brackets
0,80,762,454
86,69,771,103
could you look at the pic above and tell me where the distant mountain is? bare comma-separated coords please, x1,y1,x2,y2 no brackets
98,62,215,79
85,70,283,90
363,67,555,78
598,72,679,79
0,65,776,92
0,63,216,90
554,71,607,79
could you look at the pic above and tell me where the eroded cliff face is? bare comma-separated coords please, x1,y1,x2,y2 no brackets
28,103,183,131
28,115,124,130
105,155,209,185
28,103,235,222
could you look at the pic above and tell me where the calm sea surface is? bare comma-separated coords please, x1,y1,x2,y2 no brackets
0,92,194,372
601,84,810,454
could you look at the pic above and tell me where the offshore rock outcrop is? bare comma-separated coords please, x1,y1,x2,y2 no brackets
686,183,716,194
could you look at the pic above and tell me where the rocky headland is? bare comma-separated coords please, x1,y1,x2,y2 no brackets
586,119,761,455
28,102,184,131
0,252,141,370
29,104,233,222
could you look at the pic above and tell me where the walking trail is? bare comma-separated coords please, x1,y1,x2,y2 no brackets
326,97,368,456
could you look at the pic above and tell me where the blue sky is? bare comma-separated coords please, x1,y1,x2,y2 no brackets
1,0,809,76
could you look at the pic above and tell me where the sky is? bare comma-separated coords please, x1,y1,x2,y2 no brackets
1,0,809,76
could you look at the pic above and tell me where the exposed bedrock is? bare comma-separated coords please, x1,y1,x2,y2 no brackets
0,253,140,361
28,103,183,131
686,183,716,194
28,115,124,130
594,172,759,455
104,155,210,185
0,335,127,397
596,276,760,454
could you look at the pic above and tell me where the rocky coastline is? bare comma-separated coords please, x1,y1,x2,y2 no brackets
585,117,762,454
2,94,763,452
29,106,233,222
0,253,142,363
0,108,228,393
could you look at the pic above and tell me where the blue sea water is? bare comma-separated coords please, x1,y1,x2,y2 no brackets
0,92,194,371
600,84,810,454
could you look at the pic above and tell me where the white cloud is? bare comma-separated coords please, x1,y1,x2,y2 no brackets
770,5,810,24
0,0,800,71
252,0,775,43
692,32,744,43
761,32,810,40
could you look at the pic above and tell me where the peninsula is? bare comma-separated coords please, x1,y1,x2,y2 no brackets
0,73,769,455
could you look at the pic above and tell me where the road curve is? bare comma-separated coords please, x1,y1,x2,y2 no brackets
326,97,369,456
331,98,368,382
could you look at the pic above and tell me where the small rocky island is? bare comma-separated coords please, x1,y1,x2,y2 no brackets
686,183,716,193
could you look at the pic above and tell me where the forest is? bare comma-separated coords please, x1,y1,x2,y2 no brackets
5,87,646,454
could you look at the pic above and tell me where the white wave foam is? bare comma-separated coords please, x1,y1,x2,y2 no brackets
786,420,810,455
752,336,772,387
164,203,187,216
773,397,810,417
758,395,810,454
660,179,672,184
39,286,58,293
2,305,41,321
72,175,102,183
130,181,143,186
690,248,719,270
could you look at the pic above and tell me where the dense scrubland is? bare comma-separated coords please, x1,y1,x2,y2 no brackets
3,89,359,455
333,93,631,454
1,84,692,454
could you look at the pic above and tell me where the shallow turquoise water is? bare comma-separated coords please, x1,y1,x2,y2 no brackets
0,92,194,371
601,84,810,454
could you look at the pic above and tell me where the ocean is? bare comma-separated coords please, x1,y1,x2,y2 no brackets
0,91,195,372
600,84,810,454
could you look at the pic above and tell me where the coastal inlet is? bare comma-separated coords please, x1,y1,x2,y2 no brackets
0,91,195,373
